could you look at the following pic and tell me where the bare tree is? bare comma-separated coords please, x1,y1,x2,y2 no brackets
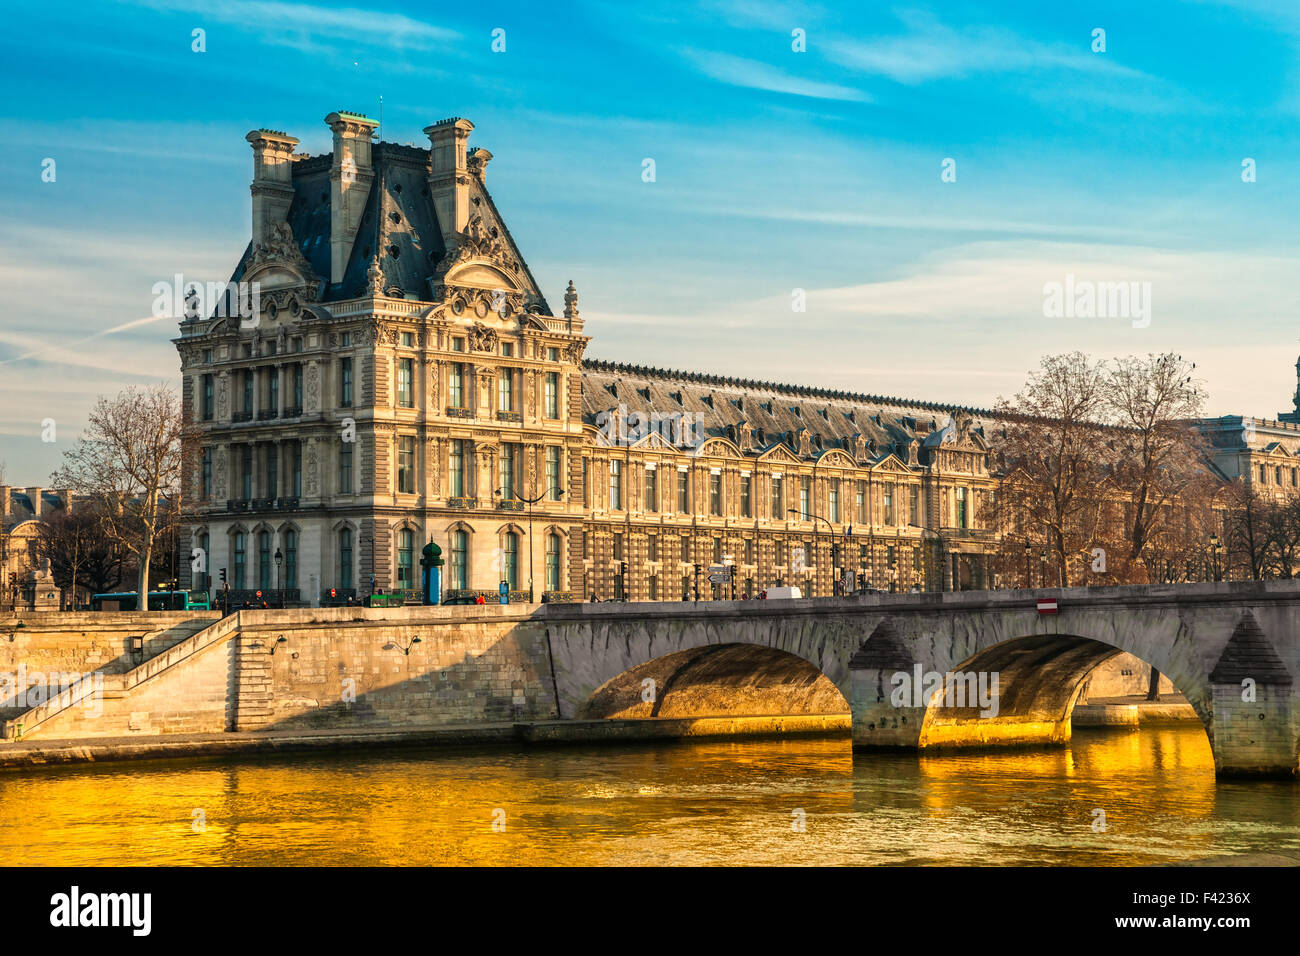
992,353,1110,586
1104,353,1212,578
50,385,188,602
35,505,126,604
1222,478,1268,581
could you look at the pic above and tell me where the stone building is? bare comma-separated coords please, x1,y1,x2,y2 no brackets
0,487,75,611
182,110,1261,604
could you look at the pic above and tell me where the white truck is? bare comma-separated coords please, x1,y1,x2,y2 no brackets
761,586,803,599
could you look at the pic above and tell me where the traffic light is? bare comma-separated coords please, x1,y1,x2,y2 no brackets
219,568,227,585
329,588,337,598
620,562,628,578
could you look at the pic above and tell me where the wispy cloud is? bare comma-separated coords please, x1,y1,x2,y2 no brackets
679,48,871,101
823,9,1146,85
127,0,460,52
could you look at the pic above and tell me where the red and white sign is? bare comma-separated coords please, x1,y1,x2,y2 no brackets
1037,598,1059,615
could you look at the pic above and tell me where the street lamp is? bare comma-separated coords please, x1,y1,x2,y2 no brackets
274,547,283,603
496,485,564,603
1023,542,1032,590
1209,532,1223,582
1039,549,1047,588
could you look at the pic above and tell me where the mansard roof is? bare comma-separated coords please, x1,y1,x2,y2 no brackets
223,142,551,312
580,359,994,464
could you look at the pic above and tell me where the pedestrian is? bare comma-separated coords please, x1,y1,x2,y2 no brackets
589,593,599,602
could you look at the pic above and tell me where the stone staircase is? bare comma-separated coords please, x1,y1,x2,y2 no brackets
1,613,244,741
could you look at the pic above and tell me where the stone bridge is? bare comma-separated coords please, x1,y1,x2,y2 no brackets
3,582,1297,777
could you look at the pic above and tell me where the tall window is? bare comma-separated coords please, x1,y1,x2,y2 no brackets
398,358,414,408
450,440,465,497
545,533,561,591
340,357,353,407
339,443,353,494
648,535,659,562
241,446,253,500
243,369,254,413
498,368,514,412
448,363,463,408
883,484,895,525
613,533,624,561
677,469,689,512
268,367,279,412
284,530,297,589
339,528,353,590
771,475,783,518
266,446,278,499
829,480,840,523
710,472,722,516
201,448,212,500
582,458,590,507
648,575,658,601
501,443,518,500
201,374,214,421
258,531,271,590
741,475,752,517
681,537,691,562
503,532,519,590
910,486,920,525
955,487,968,529
290,441,302,497
610,459,622,510
397,529,414,589
450,529,468,590
398,437,416,494
544,372,559,418
644,467,658,513
546,446,562,501
799,476,810,518
292,364,303,411
712,537,722,563
233,532,246,589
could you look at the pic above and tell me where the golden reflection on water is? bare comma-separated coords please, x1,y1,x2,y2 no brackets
1,725,1296,866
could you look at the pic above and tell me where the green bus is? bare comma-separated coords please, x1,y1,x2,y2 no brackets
90,590,212,611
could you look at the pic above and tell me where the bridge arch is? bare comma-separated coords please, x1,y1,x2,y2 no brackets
914,633,1213,749
581,643,848,719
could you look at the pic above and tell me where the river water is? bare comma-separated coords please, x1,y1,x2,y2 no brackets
2,724,1296,866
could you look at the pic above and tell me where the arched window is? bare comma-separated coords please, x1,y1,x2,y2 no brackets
450,529,468,590
284,530,298,590
339,528,353,590
545,533,561,592
397,528,414,589
258,531,272,591
233,531,246,589
503,531,519,591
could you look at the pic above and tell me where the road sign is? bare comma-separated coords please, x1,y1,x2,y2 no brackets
708,572,731,584
708,565,728,574
1037,598,1059,614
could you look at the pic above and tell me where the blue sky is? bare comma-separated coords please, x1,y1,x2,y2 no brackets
2,0,1300,479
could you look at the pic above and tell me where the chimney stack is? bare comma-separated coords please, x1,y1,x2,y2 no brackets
245,129,299,246
424,117,474,243
325,110,379,285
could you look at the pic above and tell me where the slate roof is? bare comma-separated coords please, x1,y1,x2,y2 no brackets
223,142,550,312
580,359,994,464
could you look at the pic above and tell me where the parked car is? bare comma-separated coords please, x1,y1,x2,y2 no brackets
439,595,483,606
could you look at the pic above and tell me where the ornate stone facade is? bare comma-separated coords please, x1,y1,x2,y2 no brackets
172,110,1017,605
